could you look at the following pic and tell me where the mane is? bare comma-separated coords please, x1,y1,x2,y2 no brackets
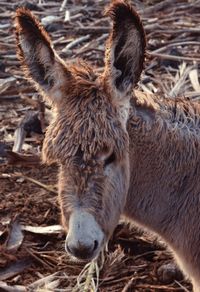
133,90,200,135
129,91,200,169
162,97,200,133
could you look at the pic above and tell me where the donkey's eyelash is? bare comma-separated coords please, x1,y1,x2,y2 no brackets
104,152,116,166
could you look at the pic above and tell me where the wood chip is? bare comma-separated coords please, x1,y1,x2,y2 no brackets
21,225,63,234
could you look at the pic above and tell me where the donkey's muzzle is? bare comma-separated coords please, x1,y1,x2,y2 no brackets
65,210,104,260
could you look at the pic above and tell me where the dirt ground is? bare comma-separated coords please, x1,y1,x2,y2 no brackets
1,0,200,291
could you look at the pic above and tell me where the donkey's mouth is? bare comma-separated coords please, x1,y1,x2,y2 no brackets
67,248,102,263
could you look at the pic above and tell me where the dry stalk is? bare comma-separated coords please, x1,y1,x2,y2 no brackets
2,172,58,194
71,251,105,292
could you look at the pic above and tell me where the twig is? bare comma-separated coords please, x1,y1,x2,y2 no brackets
2,172,57,194
26,248,54,270
152,41,200,54
121,276,139,292
62,35,90,53
135,284,186,291
60,0,68,11
148,51,200,62
174,280,190,292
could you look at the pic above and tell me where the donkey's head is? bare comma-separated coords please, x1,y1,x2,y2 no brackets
15,0,145,261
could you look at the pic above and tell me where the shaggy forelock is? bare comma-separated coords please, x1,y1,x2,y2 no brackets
42,71,129,165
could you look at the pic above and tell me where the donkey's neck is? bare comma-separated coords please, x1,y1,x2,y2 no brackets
124,91,200,241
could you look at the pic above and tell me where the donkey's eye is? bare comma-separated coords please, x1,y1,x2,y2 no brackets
104,152,116,166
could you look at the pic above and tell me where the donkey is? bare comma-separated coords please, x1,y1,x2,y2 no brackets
15,0,200,290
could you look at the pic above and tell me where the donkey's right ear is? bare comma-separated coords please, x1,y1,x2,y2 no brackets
15,8,73,105
103,0,146,98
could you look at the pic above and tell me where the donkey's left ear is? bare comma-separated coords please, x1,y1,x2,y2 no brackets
103,0,146,97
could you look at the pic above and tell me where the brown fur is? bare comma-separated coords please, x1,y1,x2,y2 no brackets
127,93,200,290
15,1,200,290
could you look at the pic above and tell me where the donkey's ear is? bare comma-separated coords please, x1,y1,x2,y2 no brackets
15,8,72,105
104,0,146,97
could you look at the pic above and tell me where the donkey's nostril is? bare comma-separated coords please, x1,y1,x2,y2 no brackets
93,240,98,252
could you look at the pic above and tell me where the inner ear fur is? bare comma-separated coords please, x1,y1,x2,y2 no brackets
104,0,146,95
15,8,72,105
